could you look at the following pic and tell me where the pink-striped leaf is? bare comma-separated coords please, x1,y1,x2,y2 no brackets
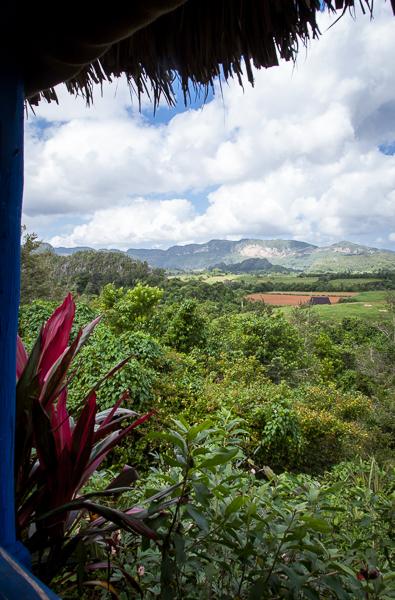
16,336,28,380
38,293,75,384
51,389,72,454
70,392,97,487
77,411,154,490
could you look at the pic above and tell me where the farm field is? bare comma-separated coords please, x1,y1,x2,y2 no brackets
276,291,394,322
246,292,356,305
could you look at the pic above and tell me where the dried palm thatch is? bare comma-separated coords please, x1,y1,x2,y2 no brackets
4,0,392,107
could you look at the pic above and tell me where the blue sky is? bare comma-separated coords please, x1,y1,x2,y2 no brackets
23,4,395,251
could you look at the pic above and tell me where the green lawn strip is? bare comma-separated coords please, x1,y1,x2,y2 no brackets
277,296,392,323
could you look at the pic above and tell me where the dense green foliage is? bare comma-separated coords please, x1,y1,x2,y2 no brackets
54,421,395,599
20,232,165,302
18,237,395,598
98,283,164,333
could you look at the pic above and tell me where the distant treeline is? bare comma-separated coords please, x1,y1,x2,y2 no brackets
21,233,165,303
301,270,395,280
163,273,395,306
248,276,395,293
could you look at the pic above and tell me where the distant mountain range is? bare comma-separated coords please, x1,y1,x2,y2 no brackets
44,238,395,273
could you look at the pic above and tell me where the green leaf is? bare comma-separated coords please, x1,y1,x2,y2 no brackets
300,515,331,533
171,417,189,433
185,504,209,532
149,431,188,455
200,448,238,468
321,574,351,599
249,577,267,600
187,420,212,441
192,481,211,506
303,589,321,600
225,496,247,518
174,533,186,565
330,562,359,578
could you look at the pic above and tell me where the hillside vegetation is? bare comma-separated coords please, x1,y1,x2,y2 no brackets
18,232,395,598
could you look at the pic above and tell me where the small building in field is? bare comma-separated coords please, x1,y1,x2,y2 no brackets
309,296,331,305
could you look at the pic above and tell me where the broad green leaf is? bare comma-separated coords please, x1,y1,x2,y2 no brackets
174,533,186,565
225,496,247,518
200,448,238,468
187,420,213,441
300,515,332,533
321,574,351,599
185,504,209,532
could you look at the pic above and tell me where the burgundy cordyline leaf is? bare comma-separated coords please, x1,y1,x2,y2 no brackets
99,392,129,430
88,509,136,528
106,465,139,490
90,355,132,393
71,392,97,488
97,411,154,461
16,335,28,380
17,487,46,530
78,411,154,490
32,398,58,476
39,314,101,410
94,392,131,442
39,332,81,408
94,414,135,443
50,389,72,454
38,293,75,384
75,316,101,354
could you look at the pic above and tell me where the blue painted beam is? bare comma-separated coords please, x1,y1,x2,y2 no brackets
0,547,59,599
0,66,30,571
0,70,60,599
0,69,24,556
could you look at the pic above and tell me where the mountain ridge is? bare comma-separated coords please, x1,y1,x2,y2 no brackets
45,238,395,273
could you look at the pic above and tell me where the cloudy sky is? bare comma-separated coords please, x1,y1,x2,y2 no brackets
24,4,395,250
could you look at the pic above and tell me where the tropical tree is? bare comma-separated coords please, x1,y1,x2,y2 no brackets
98,282,163,333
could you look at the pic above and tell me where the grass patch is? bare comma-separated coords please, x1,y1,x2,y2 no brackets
277,290,394,323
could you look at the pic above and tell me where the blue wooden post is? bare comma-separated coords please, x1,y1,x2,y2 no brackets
0,70,24,557
0,70,60,599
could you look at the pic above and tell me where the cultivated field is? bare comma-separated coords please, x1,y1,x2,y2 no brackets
277,291,394,323
246,292,355,306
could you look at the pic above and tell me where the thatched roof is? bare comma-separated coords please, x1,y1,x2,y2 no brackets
4,0,393,107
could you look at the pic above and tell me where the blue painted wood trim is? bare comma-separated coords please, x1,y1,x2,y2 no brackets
0,547,59,599
0,72,60,599
0,73,24,553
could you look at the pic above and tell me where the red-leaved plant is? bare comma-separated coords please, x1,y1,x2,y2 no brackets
15,294,171,582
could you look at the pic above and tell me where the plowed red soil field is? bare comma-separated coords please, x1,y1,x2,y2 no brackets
246,293,356,306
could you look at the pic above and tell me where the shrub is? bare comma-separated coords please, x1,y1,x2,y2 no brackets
98,282,163,333
163,299,207,353
68,326,163,413
55,421,395,599
208,312,306,383
15,294,173,583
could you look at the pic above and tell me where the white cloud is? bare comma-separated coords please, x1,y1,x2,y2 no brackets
49,198,197,248
26,4,395,249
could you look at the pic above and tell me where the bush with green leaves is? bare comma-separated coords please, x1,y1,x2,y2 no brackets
69,325,164,413
98,282,164,333
164,361,373,473
15,294,167,584
19,299,98,348
208,312,306,383
54,420,395,599
163,299,207,353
